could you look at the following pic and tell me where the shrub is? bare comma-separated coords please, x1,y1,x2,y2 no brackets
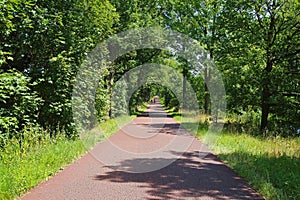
0,70,42,138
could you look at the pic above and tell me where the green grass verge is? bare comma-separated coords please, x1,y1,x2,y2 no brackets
0,115,135,200
100,115,136,138
131,102,149,116
192,125,299,199
81,115,136,149
0,138,86,199
170,109,300,200
211,133,300,200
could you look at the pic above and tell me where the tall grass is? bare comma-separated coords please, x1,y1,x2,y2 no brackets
0,127,86,199
212,133,300,200
192,121,300,200
0,115,135,200
169,108,300,200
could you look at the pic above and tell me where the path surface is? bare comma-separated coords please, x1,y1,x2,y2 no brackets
22,102,264,200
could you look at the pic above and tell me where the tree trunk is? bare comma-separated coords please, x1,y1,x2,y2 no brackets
260,85,270,131
182,65,187,109
260,59,273,131
203,7,215,115
204,82,210,114
204,52,212,115
260,13,275,131
108,67,115,118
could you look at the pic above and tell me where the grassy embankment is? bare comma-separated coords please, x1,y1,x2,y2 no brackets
0,115,135,200
172,112,300,200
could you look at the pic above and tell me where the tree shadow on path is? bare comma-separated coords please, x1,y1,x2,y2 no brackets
94,151,264,200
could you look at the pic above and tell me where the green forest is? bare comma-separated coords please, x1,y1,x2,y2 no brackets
0,0,299,199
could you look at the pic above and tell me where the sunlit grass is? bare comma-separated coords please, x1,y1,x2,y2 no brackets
212,133,300,200
194,123,300,200
0,134,86,199
167,106,300,200
100,115,136,138
0,115,135,200
135,103,149,114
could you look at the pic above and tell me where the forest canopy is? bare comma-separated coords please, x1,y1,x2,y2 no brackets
0,0,299,138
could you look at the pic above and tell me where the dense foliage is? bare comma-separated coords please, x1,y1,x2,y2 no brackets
0,1,299,199
0,0,118,136
0,0,299,138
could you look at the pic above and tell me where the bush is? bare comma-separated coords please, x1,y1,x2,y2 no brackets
224,109,261,135
0,70,42,137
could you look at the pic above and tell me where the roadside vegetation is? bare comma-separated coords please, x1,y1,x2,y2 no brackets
0,115,136,200
212,133,300,200
0,0,299,200
170,109,300,200
0,127,86,199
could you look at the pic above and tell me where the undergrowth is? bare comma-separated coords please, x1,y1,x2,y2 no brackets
196,124,300,200
0,127,86,199
212,133,300,200
0,115,134,200
170,108,300,200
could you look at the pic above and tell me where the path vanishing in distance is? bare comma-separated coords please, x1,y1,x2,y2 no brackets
21,102,264,200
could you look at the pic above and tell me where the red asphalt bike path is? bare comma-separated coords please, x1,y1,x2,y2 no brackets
21,102,264,200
